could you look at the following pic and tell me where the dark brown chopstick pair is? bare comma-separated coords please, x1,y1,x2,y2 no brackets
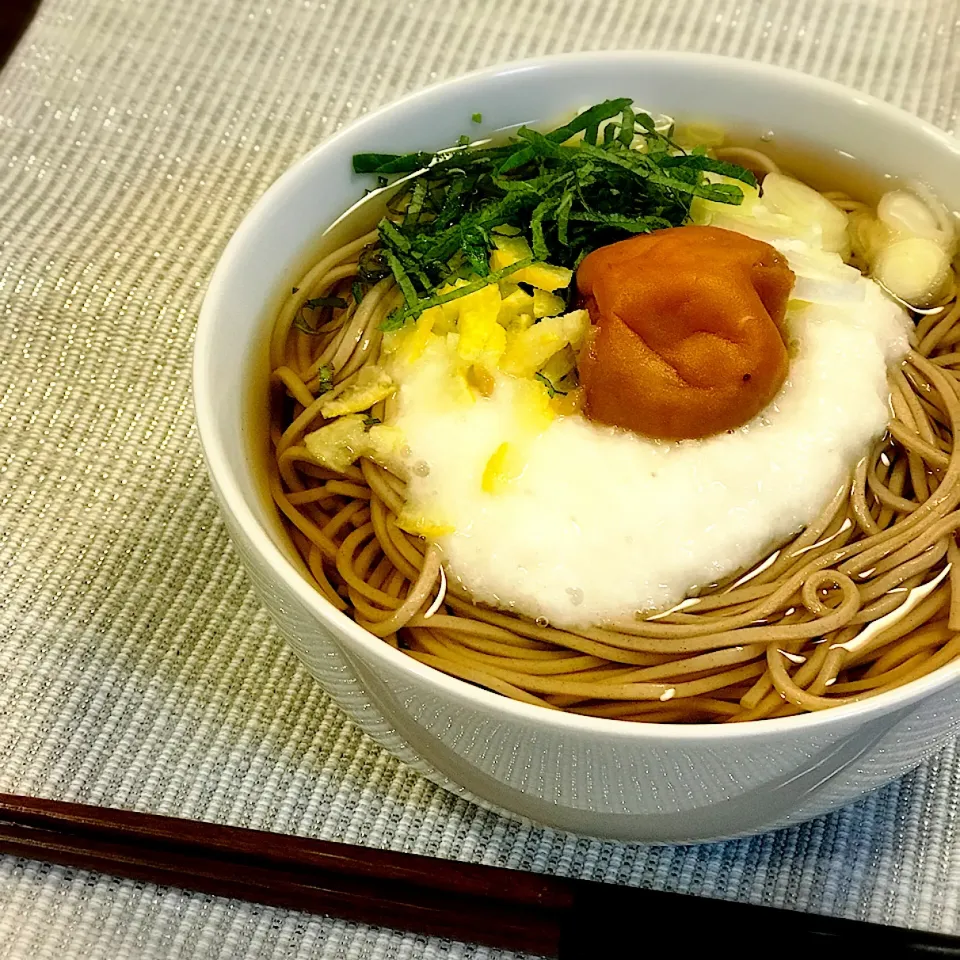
0,793,957,957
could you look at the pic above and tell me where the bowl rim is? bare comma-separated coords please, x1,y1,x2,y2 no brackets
194,49,960,743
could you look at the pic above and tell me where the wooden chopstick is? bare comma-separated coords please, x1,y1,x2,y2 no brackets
0,793,567,955
0,793,958,958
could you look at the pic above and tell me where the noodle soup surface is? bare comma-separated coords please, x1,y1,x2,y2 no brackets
267,100,959,722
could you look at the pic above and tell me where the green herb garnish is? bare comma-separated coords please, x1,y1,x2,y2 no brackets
293,314,319,335
534,372,567,398
363,415,382,427
381,257,535,331
353,99,753,328
305,295,348,310
358,245,391,283
353,152,433,174
471,112,482,123
316,364,333,394
352,280,365,304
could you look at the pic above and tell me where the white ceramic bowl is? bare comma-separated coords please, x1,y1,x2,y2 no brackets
194,52,960,843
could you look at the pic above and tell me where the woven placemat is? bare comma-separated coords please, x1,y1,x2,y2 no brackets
0,0,958,956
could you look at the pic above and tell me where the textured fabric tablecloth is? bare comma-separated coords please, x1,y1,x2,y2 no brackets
1,0,959,956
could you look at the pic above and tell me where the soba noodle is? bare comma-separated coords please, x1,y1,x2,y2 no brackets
267,176,960,724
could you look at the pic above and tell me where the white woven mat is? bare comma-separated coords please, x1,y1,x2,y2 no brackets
1,0,959,956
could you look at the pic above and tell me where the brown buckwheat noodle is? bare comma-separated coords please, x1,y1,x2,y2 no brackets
266,186,960,724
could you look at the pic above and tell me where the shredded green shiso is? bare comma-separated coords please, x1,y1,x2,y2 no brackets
352,98,756,328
